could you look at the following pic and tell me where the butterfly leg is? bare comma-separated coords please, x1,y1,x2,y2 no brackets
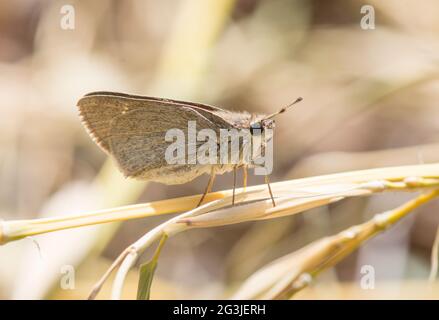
242,165,248,192
265,175,276,207
197,169,216,207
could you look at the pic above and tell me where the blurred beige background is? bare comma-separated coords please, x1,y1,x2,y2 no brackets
1,0,439,299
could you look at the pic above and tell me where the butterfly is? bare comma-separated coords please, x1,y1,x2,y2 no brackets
78,91,302,206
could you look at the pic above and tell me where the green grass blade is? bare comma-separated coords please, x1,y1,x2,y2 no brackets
136,233,168,300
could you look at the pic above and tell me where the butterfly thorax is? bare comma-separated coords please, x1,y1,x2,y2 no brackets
212,111,275,172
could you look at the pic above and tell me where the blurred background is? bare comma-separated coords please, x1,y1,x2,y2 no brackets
1,0,439,299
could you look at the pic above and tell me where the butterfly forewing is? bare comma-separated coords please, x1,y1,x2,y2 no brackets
77,92,237,183
109,106,220,178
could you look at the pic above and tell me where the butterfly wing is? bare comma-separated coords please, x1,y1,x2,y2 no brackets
78,92,232,153
77,92,235,183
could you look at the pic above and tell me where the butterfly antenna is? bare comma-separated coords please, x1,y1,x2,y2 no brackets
264,97,303,120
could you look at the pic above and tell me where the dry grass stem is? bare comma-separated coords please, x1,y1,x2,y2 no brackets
2,163,439,299
96,164,439,299
429,226,439,282
2,163,439,246
233,190,439,299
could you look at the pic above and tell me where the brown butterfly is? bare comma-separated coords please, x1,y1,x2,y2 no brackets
77,91,302,206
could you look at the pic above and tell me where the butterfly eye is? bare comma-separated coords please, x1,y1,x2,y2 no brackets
250,122,263,135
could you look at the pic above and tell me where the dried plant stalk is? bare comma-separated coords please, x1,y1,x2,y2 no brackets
429,226,439,282
98,166,439,299
2,163,439,245
233,189,439,300
2,163,439,299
